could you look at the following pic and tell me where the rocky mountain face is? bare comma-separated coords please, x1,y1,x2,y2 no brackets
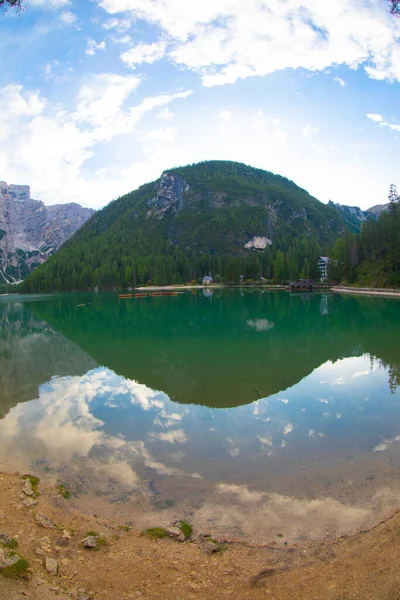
142,164,348,251
0,182,94,284
328,200,389,233
368,203,390,217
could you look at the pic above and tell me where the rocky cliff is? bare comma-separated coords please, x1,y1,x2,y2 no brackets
328,200,389,233
0,182,94,283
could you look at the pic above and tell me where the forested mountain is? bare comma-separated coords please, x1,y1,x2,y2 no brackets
328,186,400,288
22,161,358,291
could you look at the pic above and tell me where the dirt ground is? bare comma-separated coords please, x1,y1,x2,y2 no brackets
1,471,400,600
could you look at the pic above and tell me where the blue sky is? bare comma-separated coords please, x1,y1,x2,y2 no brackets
0,0,399,210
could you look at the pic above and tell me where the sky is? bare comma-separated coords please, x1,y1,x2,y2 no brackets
0,0,399,211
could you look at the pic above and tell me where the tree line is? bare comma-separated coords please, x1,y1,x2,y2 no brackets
19,235,323,293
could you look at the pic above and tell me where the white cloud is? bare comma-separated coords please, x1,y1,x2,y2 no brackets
217,483,266,503
103,17,131,31
351,369,370,380
301,124,319,137
59,10,76,25
99,0,400,86
121,41,167,68
148,429,187,444
30,0,70,6
74,73,140,128
157,107,175,121
229,447,240,457
367,113,383,122
86,38,107,56
369,113,400,132
111,35,132,45
137,127,177,143
258,435,273,447
43,60,74,82
0,78,192,207
308,429,325,438
218,110,232,121
333,76,346,87
283,423,293,435
373,434,400,453
331,377,346,385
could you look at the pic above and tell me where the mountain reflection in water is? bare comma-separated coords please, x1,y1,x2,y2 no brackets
1,291,400,542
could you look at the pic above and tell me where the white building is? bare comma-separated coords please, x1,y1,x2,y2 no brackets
318,256,329,280
202,275,213,285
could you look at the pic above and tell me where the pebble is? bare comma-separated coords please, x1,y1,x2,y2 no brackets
41,536,51,545
36,513,56,529
45,556,59,575
77,595,90,600
23,498,38,508
81,536,97,548
166,526,186,542
198,539,220,555
61,558,70,566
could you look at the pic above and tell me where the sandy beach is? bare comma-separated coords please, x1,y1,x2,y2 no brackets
1,470,400,600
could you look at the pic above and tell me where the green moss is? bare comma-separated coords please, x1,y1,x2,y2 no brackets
84,530,99,537
23,475,40,498
57,484,71,499
141,527,169,540
178,521,192,539
3,539,18,550
0,558,29,579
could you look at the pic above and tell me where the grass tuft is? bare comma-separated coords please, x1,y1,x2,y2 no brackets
84,530,98,537
0,558,29,579
141,527,169,540
96,536,107,547
57,484,71,499
178,521,192,539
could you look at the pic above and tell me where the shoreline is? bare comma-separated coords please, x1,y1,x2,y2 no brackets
332,285,400,298
134,284,287,291
2,471,400,599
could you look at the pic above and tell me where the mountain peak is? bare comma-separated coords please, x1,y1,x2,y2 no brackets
0,182,31,203
0,181,94,284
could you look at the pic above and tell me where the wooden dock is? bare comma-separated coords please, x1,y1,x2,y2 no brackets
288,279,331,292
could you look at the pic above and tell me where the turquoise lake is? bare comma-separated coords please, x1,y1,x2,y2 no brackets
1,290,400,543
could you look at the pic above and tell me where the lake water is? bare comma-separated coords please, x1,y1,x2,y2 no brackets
1,290,400,543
